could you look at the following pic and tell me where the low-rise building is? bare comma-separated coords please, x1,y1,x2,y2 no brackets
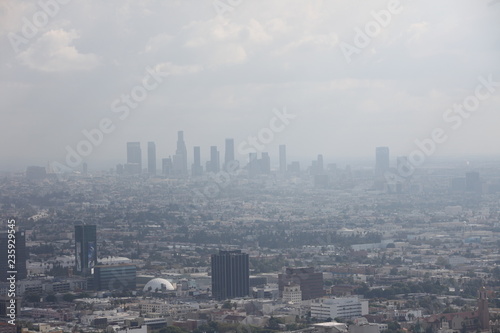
282,284,302,303
311,297,368,320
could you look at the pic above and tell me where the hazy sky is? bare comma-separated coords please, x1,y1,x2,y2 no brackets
1,0,500,171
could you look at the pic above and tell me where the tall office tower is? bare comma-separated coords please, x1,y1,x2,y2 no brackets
147,142,157,175
211,250,249,300
466,171,481,193
173,131,188,176
162,157,173,177
209,146,220,173
75,225,97,277
126,142,142,174
260,152,271,174
192,146,203,177
311,161,318,174
288,161,300,174
279,145,287,173
317,155,324,174
0,231,27,281
478,287,490,331
278,267,324,300
248,153,259,177
82,162,88,175
375,147,390,178
224,138,235,170
26,166,47,180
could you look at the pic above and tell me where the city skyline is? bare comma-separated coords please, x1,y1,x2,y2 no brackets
2,1,500,331
3,136,495,176
113,138,494,176
1,2,500,171
6,133,500,173
121,138,340,175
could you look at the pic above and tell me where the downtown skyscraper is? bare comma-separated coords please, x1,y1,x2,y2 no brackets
375,146,390,178
279,145,286,173
147,141,156,175
173,131,188,176
224,138,235,171
192,146,203,177
208,146,220,173
125,142,142,174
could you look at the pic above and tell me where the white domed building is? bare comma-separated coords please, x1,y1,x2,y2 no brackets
143,278,176,293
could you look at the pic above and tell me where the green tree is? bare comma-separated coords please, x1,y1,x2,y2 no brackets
193,321,220,333
159,326,188,333
24,294,41,303
436,256,450,268
267,317,282,330
45,294,57,302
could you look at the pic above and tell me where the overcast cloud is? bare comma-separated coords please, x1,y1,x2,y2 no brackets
1,0,499,171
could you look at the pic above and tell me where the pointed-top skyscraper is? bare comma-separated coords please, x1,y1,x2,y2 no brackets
173,131,188,176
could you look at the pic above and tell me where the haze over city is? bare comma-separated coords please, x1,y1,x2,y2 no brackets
4,2,500,333
1,0,500,171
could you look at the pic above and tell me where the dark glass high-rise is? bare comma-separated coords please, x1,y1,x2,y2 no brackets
211,250,249,300
75,225,97,277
